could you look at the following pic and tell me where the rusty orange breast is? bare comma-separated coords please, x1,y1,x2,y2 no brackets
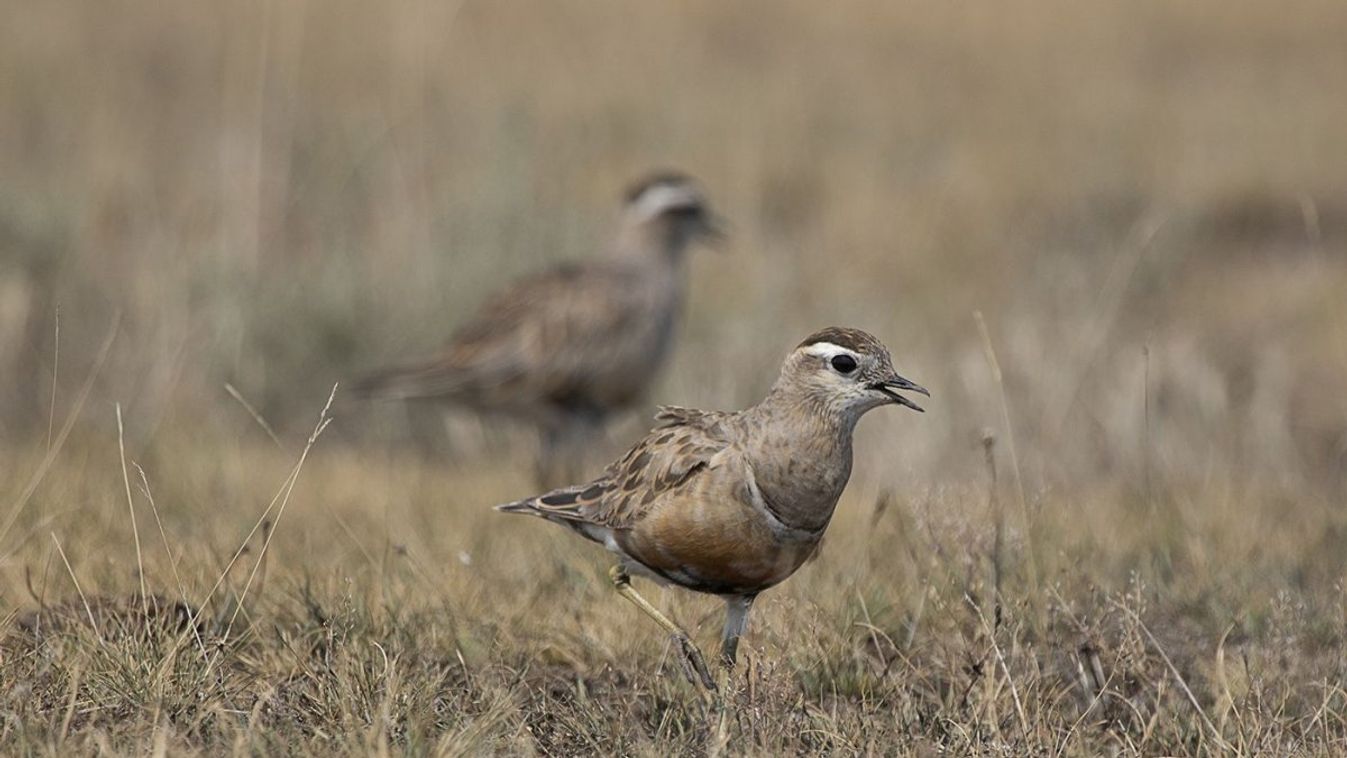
616,496,819,595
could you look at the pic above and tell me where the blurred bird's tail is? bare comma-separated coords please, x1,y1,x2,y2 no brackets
349,360,462,401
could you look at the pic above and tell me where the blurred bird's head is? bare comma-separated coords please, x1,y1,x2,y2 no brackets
619,172,725,256
775,327,930,424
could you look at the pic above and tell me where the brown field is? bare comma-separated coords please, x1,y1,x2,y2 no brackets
2,0,1347,754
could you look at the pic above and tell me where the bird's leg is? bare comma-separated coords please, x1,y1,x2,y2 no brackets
609,565,716,690
562,408,604,483
535,422,569,489
709,594,756,747
536,411,604,489
716,594,756,693
404,399,451,459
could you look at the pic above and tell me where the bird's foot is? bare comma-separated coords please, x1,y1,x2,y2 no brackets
671,633,716,690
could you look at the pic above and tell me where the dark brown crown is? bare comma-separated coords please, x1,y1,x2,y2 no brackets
797,327,887,355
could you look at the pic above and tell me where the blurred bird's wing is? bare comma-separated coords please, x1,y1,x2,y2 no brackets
353,261,648,405
496,405,734,528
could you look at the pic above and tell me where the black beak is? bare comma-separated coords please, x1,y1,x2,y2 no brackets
869,374,930,412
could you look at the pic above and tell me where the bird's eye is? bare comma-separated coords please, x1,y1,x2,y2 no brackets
830,355,858,374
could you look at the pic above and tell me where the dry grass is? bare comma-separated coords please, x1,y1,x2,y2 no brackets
2,0,1347,754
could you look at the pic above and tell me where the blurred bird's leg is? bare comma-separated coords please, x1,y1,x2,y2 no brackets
535,421,571,489
609,565,716,690
566,408,606,479
403,398,452,460
535,410,606,488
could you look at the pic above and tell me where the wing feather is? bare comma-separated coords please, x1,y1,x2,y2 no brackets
495,406,733,528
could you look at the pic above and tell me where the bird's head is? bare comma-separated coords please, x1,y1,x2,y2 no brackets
619,172,725,255
777,327,929,421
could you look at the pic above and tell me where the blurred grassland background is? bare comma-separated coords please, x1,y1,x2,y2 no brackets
2,0,1347,754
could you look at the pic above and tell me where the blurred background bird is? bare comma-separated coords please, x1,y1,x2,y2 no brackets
352,173,724,485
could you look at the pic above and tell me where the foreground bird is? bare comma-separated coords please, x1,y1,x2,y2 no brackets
354,173,723,485
496,327,928,689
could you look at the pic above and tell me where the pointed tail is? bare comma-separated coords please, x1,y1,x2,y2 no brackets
494,483,591,521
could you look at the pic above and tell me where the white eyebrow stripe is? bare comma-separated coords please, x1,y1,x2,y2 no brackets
801,342,857,359
631,184,699,222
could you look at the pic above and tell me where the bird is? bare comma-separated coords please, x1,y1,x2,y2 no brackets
495,326,928,689
353,173,724,485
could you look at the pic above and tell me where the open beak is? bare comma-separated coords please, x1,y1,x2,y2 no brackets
869,374,930,412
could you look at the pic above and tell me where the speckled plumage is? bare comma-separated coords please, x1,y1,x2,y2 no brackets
497,327,929,686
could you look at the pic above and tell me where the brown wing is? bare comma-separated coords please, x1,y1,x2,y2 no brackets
354,261,650,405
496,405,732,529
